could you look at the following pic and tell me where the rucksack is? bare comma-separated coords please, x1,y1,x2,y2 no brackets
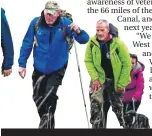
34,9,74,51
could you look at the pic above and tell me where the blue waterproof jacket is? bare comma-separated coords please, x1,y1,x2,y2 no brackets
1,8,14,70
18,14,89,74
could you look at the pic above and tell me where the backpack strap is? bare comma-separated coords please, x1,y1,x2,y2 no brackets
34,17,40,46
60,17,74,52
60,10,73,22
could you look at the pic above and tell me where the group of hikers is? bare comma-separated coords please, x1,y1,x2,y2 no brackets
1,0,145,129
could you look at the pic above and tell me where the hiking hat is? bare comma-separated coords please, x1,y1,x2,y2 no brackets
44,0,60,15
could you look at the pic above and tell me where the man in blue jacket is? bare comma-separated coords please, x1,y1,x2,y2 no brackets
1,8,14,77
18,0,89,128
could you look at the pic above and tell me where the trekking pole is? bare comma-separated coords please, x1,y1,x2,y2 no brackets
132,97,136,124
132,97,136,112
73,40,90,128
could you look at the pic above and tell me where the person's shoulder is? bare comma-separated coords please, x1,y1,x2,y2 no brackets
113,37,120,42
87,36,98,47
32,17,40,22
1,8,5,14
30,17,40,25
137,61,145,72
1,8,5,19
90,35,97,41
113,37,125,45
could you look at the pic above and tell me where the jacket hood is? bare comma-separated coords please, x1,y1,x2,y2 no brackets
109,23,118,37
131,61,145,75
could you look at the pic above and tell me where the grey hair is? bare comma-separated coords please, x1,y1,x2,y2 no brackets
96,19,109,29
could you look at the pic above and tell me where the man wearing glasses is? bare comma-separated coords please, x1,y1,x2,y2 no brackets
18,0,89,128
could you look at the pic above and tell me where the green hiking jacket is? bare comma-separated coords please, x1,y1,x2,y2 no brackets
84,36,131,89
